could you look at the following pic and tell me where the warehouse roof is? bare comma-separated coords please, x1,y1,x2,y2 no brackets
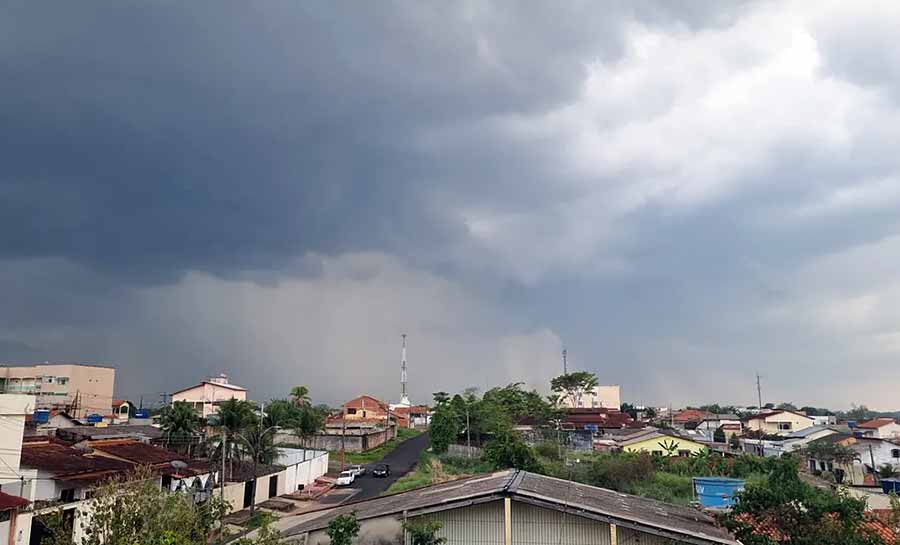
284,470,738,544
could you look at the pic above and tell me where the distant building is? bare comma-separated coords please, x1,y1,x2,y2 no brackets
559,385,621,409
110,399,132,424
0,363,115,419
695,414,742,441
618,429,708,457
672,409,714,429
170,374,247,418
855,418,900,439
561,408,642,433
744,410,814,435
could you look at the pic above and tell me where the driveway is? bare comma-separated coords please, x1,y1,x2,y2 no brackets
350,432,429,501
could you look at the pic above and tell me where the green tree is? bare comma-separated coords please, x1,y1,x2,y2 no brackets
264,398,299,428
290,385,310,407
878,464,898,479
776,402,798,411
551,371,599,408
722,456,882,545
41,467,228,545
728,433,741,450
644,406,657,420
657,439,679,456
432,391,450,405
326,513,360,545
620,403,638,419
159,401,202,452
713,426,726,443
402,519,447,545
429,404,460,454
847,404,871,421
483,430,542,472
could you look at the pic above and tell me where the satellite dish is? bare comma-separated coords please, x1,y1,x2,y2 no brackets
170,460,188,469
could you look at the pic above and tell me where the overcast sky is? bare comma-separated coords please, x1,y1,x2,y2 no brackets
3,1,900,410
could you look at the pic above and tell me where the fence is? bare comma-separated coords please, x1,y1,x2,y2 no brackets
447,444,483,458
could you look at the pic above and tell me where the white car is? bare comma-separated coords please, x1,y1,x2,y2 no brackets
349,464,366,477
336,470,356,486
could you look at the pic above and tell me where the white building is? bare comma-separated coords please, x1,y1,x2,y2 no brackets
171,374,247,418
744,409,814,435
855,418,900,439
560,385,621,409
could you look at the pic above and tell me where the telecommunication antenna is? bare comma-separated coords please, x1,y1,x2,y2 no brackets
399,334,411,406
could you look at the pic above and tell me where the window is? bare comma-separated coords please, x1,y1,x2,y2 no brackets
892,449,900,459
652,450,663,455
60,489,76,502
777,422,792,431
43,376,55,384
678,450,691,457
57,377,69,385
120,405,129,415
346,408,357,415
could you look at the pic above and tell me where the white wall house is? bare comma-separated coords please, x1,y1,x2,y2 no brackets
745,410,814,435
171,374,247,418
856,418,900,439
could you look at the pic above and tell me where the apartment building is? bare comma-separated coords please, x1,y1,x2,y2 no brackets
0,364,115,419
171,374,247,418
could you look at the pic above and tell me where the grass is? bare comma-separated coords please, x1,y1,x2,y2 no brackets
244,511,278,529
331,427,423,465
383,451,494,495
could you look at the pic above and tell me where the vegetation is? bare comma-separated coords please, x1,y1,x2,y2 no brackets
39,467,229,545
402,519,447,545
713,426,726,443
336,427,422,465
550,371,598,408
482,430,541,472
721,456,884,545
325,513,360,545
385,452,493,495
159,401,203,451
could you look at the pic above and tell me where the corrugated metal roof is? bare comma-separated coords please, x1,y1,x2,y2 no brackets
0,491,29,511
284,470,738,544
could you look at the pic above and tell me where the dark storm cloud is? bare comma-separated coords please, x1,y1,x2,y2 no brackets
0,1,745,282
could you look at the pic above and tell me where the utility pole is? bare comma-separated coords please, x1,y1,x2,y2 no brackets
340,404,346,472
220,430,227,503
562,349,568,375
466,405,471,458
870,444,878,484
756,373,763,413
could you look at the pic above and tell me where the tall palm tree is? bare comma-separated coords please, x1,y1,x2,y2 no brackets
290,385,310,407
159,401,201,453
214,398,257,479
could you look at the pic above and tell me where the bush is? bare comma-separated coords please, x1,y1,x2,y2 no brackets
483,431,542,472
587,453,656,490
535,441,562,461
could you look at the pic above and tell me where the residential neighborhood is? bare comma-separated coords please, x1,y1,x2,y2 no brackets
6,1,900,544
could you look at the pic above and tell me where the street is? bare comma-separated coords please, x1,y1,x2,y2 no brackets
349,431,429,501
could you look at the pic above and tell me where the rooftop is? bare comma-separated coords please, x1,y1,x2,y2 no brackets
744,410,813,422
284,470,738,544
0,491,29,511
88,439,184,465
857,417,898,429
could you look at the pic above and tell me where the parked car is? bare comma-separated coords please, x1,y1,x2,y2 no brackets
349,464,366,477
372,464,391,478
336,470,356,486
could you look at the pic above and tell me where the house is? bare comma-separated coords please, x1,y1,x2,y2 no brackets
744,410,814,435
0,491,30,545
170,374,247,418
856,418,900,439
619,429,708,457
0,363,115,419
561,408,642,433
56,424,163,445
558,385,622,409
282,469,739,545
804,434,900,486
389,404,430,428
695,414,742,441
672,409,713,429
335,395,409,428
741,425,839,457
110,400,132,424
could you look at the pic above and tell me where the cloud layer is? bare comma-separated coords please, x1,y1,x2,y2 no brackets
3,1,900,409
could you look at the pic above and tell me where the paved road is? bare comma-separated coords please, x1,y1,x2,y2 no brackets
350,432,429,501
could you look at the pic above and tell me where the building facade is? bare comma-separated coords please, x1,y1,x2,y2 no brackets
559,385,621,409
744,410,814,435
620,430,708,457
0,364,115,419
170,375,247,418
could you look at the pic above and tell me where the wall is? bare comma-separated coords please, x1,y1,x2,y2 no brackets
747,413,813,434
282,428,395,453
298,500,697,545
220,450,328,513
623,436,706,456
5,510,32,545
0,395,32,489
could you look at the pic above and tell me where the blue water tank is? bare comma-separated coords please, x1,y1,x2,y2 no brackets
694,477,745,508
33,409,50,423
134,409,150,419
881,479,900,494
86,414,103,423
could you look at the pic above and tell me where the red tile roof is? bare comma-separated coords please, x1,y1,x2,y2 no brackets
673,409,713,423
0,491,29,511
87,439,183,465
563,408,641,429
858,417,898,429
21,441,133,474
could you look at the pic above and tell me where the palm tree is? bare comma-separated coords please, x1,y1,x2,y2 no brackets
159,401,201,453
290,386,310,407
215,398,257,479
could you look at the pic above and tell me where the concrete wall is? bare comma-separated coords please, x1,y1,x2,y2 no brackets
282,429,395,453
0,395,31,489
4,510,32,545
221,450,328,513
